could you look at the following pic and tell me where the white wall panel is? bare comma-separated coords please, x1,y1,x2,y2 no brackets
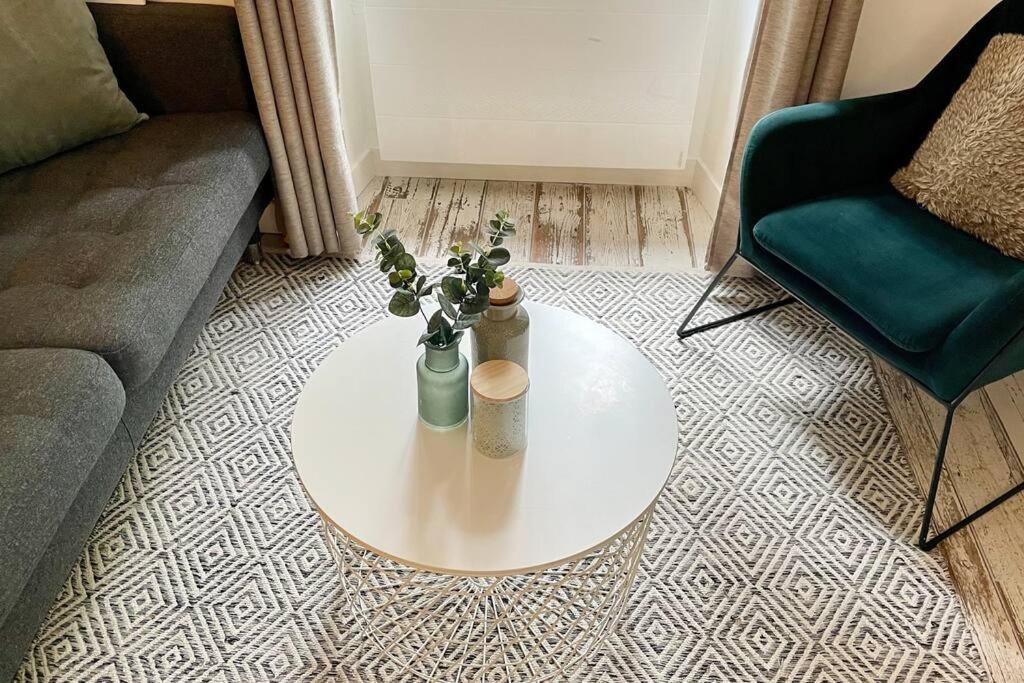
377,117,689,169
371,65,699,125
367,0,708,13
363,2,708,170
365,8,706,73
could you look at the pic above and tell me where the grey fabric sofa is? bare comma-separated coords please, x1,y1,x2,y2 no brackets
0,4,271,679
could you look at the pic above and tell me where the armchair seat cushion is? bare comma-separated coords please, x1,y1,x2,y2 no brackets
752,184,1024,353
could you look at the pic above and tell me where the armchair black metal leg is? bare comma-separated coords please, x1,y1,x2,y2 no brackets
677,252,796,339
918,400,1024,550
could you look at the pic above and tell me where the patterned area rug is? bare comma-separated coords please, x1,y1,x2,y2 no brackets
17,256,985,682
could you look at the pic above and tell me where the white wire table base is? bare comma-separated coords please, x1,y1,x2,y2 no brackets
319,508,654,682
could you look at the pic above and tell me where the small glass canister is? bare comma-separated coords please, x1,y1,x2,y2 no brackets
470,360,529,459
471,277,529,370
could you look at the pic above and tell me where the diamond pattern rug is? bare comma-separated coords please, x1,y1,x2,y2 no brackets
16,256,985,682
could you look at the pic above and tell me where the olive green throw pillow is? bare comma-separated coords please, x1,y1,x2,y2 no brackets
0,0,145,175
892,34,1024,260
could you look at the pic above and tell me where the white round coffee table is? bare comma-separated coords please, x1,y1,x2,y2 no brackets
292,302,677,681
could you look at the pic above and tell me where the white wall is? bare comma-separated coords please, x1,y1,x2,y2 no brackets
361,0,710,171
333,0,380,192
686,0,759,212
842,0,999,98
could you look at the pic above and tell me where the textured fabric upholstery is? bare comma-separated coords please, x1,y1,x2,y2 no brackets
0,0,145,174
0,349,124,630
0,193,266,682
0,112,270,389
90,2,257,116
752,185,1023,353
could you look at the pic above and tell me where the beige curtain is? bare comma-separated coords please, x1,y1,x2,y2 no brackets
705,0,865,275
236,0,360,258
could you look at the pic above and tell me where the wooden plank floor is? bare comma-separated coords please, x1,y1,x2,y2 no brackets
355,176,713,269
875,362,1024,683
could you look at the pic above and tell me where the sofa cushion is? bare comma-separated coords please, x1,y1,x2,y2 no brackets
0,111,269,388
0,348,125,627
752,184,1024,353
0,0,145,174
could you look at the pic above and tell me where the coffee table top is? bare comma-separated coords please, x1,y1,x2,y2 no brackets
291,302,677,576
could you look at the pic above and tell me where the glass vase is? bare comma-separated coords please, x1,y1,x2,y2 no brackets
416,342,469,430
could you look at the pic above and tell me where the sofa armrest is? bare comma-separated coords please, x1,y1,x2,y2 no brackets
738,90,929,248
89,2,257,116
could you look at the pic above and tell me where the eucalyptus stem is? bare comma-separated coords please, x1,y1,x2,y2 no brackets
354,208,515,349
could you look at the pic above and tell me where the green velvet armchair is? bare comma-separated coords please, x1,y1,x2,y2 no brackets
678,1,1024,550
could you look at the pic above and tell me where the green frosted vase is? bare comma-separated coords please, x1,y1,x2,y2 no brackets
416,343,469,430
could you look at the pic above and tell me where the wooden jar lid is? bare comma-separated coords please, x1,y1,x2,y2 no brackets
471,360,529,403
488,278,520,306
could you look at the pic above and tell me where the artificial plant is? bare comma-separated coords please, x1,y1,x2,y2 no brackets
354,209,516,349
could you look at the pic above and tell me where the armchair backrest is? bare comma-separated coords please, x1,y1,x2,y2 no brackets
914,1,1024,133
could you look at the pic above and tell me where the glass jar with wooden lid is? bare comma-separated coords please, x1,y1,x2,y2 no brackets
471,277,529,370
470,360,529,459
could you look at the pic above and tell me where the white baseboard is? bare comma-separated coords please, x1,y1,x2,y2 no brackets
350,148,380,198
370,151,695,188
689,159,722,218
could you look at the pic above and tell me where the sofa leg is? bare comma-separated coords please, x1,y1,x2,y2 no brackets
243,229,263,265
918,400,1024,550
677,252,795,339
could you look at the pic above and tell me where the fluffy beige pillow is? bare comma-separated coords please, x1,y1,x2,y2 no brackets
892,34,1024,259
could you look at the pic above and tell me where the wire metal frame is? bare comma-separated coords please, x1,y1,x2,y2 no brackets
678,250,1024,551
319,507,654,682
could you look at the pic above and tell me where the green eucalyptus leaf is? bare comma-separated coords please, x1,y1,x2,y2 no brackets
387,271,403,287
487,247,510,266
353,210,382,235
483,269,504,288
427,308,444,333
447,257,461,267
395,253,416,271
437,292,459,319
417,331,435,346
453,313,481,330
459,290,490,315
420,283,435,297
388,290,420,317
439,315,454,342
441,276,468,303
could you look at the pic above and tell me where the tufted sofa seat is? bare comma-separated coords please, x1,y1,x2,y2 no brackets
0,349,128,660
0,112,269,389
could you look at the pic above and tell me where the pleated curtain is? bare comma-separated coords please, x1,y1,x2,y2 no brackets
705,0,865,275
236,0,360,258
